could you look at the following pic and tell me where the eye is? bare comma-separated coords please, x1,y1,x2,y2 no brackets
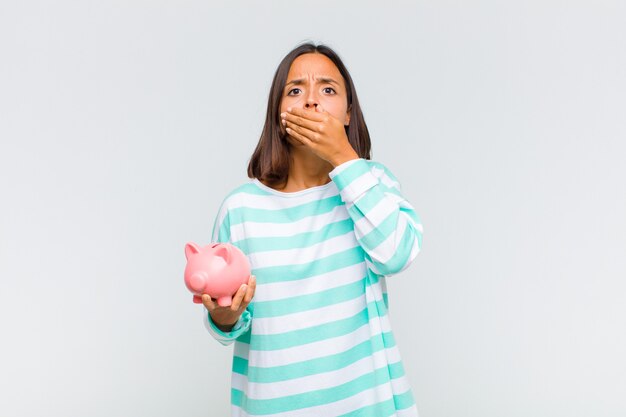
287,88,301,95
323,87,336,94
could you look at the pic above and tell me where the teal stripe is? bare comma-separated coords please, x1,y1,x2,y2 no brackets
393,389,416,410
332,159,371,191
370,225,417,275
231,363,405,415
337,389,415,416
388,361,406,379
338,399,395,417
337,391,417,417
236,328,251,344
403,204,421,225
351,184,387,215
252,246,366,284
357,208,422,256
372,161,400,185
381,182,403,198
212,203,232,243
216,224,230,243
240,332,397,382
358,209,399,251
231,388,244,408
229,195,343,225
249,299,388,351
252,277,366,318
233,218,354,253
346,185,413,224
339,399,396,417
232,355,248,375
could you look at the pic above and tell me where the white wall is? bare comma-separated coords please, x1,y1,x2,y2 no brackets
1,1,624,416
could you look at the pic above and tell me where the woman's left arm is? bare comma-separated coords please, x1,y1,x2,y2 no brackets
282,107,423,275
329,158,424,276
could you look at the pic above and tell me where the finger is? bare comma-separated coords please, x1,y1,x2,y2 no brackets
230,284,248,311
202,294,217,311
286,125,316,146
243,275,257,304
286,126,316,147
285,120,318,141
283,112,319,132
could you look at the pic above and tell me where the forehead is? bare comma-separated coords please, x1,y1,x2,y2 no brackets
286,53,344,85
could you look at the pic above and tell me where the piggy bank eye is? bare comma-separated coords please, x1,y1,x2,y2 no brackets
211,243,220,248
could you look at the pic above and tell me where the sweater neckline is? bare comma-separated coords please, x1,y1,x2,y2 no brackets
252,178,335,197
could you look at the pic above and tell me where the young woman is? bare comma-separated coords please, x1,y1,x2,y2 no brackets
201,42,424,417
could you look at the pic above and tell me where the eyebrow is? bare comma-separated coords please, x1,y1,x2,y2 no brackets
285,77,340,88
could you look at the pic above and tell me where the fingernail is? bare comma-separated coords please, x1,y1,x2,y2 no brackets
280,112,286,118
287,107,292,112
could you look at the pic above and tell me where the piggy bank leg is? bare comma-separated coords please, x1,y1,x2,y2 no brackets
217,296,232,307
193,295,203,304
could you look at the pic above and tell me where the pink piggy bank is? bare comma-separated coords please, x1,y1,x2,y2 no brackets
184,242,251,306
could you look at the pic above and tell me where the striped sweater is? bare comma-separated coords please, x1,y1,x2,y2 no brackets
202,158,424,416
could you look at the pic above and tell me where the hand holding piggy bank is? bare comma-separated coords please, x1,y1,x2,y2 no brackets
184,242,251,307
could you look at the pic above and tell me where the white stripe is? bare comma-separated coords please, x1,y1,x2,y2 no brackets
211,204,230,242
230,377,411,417
340,171,378,202
379,170,400,190
396,234,421,274
353,196,398,234
390,374,413,401
352,192,420,237
252,288,375,335
253,262,366,302
233,347,403,400
227,184,339,210
234,341,250,360
329,157,361,176
247,232,358,269
202,307,234,346
382,190,406,205
364,216,409,264
246,315,391,368
230,204,350,240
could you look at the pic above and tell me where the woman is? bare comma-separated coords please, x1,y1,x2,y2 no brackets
201,42,424,417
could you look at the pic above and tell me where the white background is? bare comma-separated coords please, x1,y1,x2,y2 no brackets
1,1,625,416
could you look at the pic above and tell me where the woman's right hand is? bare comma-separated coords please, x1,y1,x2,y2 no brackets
202,275,256,333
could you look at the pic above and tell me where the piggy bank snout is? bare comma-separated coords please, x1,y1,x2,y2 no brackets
188,271,208,292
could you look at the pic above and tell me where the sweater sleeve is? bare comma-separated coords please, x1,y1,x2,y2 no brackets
201,197,252,346
328,158,424,277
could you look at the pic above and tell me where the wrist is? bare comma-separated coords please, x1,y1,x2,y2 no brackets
210,312,238,332
330,151,359,168
215,323,235,332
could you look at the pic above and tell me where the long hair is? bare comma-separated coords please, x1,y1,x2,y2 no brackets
247,42,372,188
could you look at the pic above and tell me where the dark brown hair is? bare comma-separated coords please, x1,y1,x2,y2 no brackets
247,42,372,188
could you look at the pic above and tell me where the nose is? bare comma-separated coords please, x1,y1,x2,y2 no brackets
304,89,319,110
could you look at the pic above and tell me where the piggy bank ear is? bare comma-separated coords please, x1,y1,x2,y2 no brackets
184,242,201,260
213,244,232,264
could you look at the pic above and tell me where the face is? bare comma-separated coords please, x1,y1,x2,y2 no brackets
280,53,351,145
